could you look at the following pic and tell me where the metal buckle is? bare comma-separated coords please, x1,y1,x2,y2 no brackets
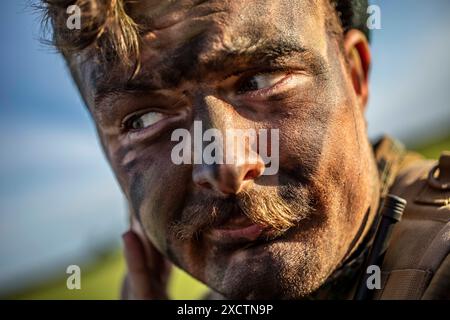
427,164,450,190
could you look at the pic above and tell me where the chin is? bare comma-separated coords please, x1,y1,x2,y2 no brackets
201,236,331,300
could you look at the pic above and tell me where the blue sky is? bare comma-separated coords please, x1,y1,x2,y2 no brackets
0,0,449,295
0,1,126,294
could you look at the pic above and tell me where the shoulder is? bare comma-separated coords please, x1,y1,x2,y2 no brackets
377,152,450,299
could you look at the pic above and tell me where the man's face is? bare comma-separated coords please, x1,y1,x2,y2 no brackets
72,0,379,298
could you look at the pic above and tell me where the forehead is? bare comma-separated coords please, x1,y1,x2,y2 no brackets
128,0,323,33
75,0,328,107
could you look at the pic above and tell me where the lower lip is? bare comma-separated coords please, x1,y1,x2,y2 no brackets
207,223,265,243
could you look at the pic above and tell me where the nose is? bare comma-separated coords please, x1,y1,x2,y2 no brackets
191,94,266,195
193,160,265,195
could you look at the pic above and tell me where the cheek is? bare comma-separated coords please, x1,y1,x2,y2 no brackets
275,98,333,183
114,138,193,255
314,93,374,248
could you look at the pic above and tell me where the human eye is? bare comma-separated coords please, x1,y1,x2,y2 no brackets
123,111,167,131
236,71,288,93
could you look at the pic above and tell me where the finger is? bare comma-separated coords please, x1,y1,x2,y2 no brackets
122,230,156,299
129,216,172,283
120,273,131,300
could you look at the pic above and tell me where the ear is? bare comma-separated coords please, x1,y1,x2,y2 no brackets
343,29,371,110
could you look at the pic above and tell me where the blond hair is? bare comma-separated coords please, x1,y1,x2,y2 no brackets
41,0,140,67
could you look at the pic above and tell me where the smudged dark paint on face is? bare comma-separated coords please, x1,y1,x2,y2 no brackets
159,32,215,88
68,0,378,299
129,173,145,223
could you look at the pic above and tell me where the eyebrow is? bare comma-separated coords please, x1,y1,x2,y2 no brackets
93,38,327,109
159,36,326,85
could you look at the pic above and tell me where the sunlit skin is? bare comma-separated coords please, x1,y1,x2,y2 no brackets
68,0,380,299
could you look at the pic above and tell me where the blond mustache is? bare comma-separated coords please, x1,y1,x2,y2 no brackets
170,184,313,241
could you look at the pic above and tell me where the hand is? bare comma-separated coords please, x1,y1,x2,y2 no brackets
121,218,172,299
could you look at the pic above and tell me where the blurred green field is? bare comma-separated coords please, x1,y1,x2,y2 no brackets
9,134,450,300
11,250,208,300
410,135,450,159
